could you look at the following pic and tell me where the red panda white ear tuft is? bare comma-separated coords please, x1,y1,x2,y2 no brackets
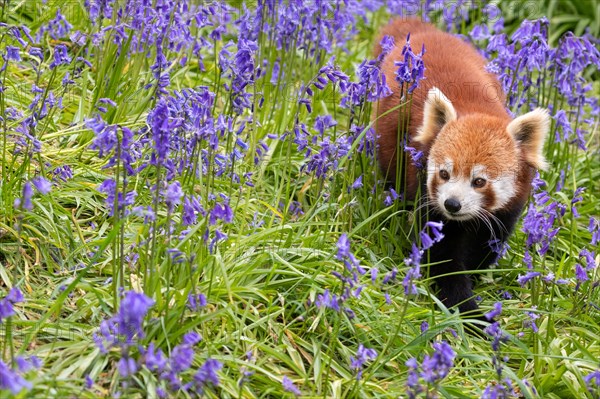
507,108,550,170
414,87,457,147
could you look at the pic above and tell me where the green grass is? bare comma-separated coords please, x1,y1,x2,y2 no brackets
0,1,599,398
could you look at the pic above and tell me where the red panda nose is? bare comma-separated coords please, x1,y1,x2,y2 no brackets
444,198,462,213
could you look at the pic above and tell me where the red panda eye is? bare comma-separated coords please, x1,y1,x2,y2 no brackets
472,178,486,188
439,170,450,180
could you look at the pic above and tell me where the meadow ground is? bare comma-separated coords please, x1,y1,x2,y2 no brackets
0,1,598,398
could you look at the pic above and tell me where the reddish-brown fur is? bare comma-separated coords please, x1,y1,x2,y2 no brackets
372,19,548,320
374,18,515,200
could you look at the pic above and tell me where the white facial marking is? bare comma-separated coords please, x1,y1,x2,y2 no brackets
489,173,517,210
436,176,483,220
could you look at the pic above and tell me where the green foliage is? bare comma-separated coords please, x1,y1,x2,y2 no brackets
0,1,598,398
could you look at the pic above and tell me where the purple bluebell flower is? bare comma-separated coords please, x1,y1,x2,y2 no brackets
164,181,183,212
421,221,444,250
420,341,456,383
144,343,167,372
50,44,71,68
14,182,33,210
342,58,392,107
350,344,377,380
335,234,363,274
0,287,24,322
406,340,455,396
379,35,395,59
553,109,572,142
0,361,32,394
94,291,153,352
590,217,600,245
405,145,425,169
570,187,585,217
315,290,340,311
575,264,588,286
282,375,301,396
394,35,425,94
85,374,94,389
486,302,502,321
5,46,21,62
517,271,541,287
36,9,73,41
169,342,195,374
314,115,337,137
484,322,509,353
585,370,600,396
14,356,41,372
525,307,540,333
193,359,222,392
182,196,205,226
187,293,207,311
118,356,138,377
32,177,51,194
209,202,233,225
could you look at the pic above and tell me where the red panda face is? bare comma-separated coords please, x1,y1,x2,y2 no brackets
413,88,550,221
426,116,519,220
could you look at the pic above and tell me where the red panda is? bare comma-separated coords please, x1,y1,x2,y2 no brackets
374,18,550,320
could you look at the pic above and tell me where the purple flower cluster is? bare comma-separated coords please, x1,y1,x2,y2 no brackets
394,34,426,95
482,311,516,398
350,344,377,380
282,375,301,396
35,9,73,41
481,16,599,123
13,177,52,211
94,291,154,352
521,174,562,255
403,221,444,296
315,234,366,316
93,291,221,395
0,291,39,394
0,360,32,395
0,288,24,322
585,370,600,397
406,341,456,398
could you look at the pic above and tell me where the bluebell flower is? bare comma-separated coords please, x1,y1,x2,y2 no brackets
187,293,207,311
350,344,377,380
36,9,72,41
32,176,51,194
315,290,340,312
0,287,24,322
164,181,183,212
590,217,599,245
585,370,600,396
5,45,21,61
394,35,425,94
118,356,138,377
193,359,222,393
144,343,167,372
486,302,503,321
517,271,541,287
405,341,456,396
0,361,32,394
50,44,71,68
14,182,33,210
282,375,301,396
524,307,540,333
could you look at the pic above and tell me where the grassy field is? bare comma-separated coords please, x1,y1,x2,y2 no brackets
0,0,598,398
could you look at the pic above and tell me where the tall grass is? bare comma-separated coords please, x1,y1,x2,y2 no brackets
0,1,598,398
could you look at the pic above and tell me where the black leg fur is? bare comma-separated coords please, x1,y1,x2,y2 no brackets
424,207,521,321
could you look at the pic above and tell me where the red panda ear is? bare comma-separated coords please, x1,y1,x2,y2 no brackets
413,87,457,147
507,108,550,170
